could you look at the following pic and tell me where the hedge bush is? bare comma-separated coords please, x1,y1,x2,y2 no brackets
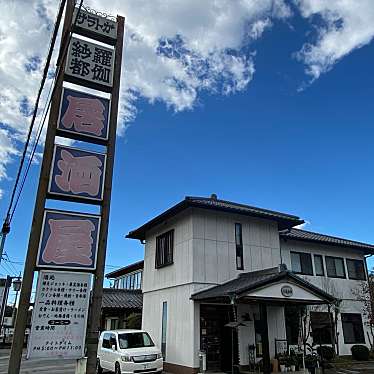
351,345,370,361
316,346,335,361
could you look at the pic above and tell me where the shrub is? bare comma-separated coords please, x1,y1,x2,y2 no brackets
316,346,335,361
351,345,370,361
125,312,142,329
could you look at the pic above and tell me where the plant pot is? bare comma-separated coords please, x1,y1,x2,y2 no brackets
291,365,296,372
280,364,286,372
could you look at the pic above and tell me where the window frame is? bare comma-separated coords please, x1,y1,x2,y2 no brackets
310,311,334,345
290,251,313,276
102,333,111,349
235,223,244,270
155,230,174,269
161,301,167,359
346,259,366,281
325,256,346,279
314,254,325,276
341,313,365,344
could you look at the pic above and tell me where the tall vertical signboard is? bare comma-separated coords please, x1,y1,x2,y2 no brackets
8,2,124,373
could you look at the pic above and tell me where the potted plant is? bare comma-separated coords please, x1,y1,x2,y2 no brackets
304,354,318,374
277,353,288,372
287,354,298,372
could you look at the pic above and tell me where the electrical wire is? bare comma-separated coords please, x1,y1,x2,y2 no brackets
3,0,66,226
9,0,84,222
3,254,20,275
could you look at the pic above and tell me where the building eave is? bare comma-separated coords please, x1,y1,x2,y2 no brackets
126,196,304,241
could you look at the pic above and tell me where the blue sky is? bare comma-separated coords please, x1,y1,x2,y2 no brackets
1,1,374,298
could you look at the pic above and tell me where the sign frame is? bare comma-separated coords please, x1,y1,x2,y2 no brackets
64,36,115,93
56,87,111,144
47,144,107,204
36,209,101,271
27,270,91,359
72,7,118,45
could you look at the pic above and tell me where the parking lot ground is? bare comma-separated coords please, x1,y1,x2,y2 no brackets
0,349,76,373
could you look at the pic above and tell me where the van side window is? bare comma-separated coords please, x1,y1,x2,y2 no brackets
110,334,118,349
102,333,111,348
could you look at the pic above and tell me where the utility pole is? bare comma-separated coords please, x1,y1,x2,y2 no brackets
8,2,124,373
7,2,75,372
85,15,124,374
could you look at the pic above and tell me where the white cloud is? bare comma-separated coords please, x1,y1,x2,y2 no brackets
294,220,311,230
0,0,293,189
1,0,373,197
295,0,374,79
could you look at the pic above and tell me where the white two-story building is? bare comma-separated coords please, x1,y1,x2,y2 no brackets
126,195,373,374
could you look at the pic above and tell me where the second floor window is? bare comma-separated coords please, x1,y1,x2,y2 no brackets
235,223,244,270
346,259,366,280
156,230,174,268
314,255,325,276
326,256,346,278
291,251,313,275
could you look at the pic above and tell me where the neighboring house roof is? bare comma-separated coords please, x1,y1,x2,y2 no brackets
191,266,336,304
102,288,143,309
280,228,374,254
106,260,144,279
127,195,304,240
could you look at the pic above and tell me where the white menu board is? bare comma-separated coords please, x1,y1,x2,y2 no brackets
27,270,91,359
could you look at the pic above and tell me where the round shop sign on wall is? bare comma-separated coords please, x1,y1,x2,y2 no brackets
281,285,293,297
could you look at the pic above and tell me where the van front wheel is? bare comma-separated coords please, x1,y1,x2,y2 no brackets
115,362,121,374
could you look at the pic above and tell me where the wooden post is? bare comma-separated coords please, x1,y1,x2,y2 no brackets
85,15,124,374
259,304,271,374
7,2,75,373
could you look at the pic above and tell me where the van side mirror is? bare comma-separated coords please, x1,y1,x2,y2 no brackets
111,345,116,351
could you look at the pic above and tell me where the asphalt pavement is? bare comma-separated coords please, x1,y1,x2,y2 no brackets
0,349,76,373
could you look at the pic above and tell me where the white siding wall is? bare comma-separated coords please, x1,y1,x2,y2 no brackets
267,306,287,358
142,210,193,293
192,208,281,285
281,239,370,355
142,284,198,368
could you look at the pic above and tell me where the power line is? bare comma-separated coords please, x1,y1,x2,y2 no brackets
9,0,84,222
0,0,85,271
4,0,66,225
0,0,67,268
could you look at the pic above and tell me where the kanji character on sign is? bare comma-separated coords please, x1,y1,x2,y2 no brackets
55,150,103,197
91,64,110,83
69,58,90,77
42,219,95,265
71,40,92,59
61,95,105,136
93,47,112,66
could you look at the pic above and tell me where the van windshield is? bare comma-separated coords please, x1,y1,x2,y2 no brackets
118,332,155,349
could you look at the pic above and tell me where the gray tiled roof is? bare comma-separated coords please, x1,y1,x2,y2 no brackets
102,288,143,309
280,228,374,253
185,196,302,222
127,195,304,240
106,260,144,279
191,266,336,303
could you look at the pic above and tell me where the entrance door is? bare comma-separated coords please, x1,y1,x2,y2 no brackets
200,305,237,372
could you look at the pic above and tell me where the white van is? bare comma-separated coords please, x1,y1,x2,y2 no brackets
97,329,163,374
